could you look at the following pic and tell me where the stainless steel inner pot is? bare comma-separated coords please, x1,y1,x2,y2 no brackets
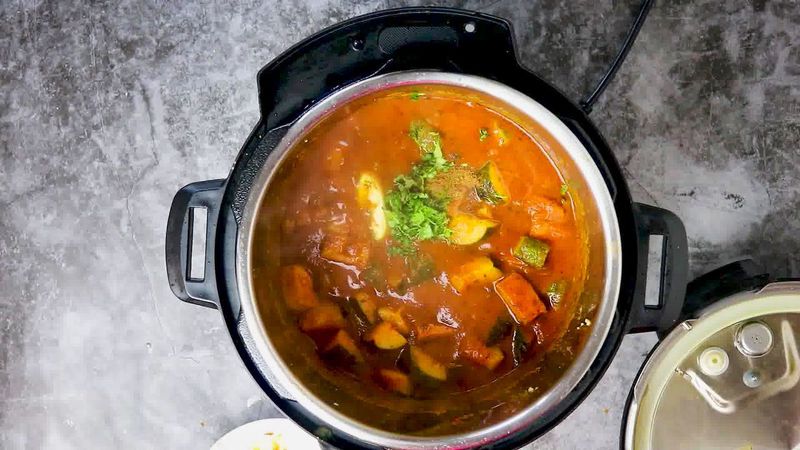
235,71,622,448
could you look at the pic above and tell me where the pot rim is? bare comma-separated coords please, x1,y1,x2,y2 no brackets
236,71,623,448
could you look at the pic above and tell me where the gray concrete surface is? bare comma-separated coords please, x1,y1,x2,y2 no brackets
1,0,798,448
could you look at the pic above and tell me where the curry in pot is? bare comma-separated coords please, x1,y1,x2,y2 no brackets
255,85,588,402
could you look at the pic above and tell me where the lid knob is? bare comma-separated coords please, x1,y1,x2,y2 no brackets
735,322,774,357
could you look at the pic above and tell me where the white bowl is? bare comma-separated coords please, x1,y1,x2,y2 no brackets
211,418,322,450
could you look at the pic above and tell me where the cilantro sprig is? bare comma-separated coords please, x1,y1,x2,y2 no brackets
384,121,454,255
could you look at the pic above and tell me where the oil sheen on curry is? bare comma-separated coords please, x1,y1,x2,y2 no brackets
257,85,587,401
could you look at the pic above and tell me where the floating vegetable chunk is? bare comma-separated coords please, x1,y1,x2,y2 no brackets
410,347,447,381
323,330,363,363
377,307,410,335
368,322,407,350
450,256,503,292
416,324,456,342
281,265,320,312
356,172,387,240
486,317,513,346
378,369,412,395
448,213,497,245
321,233,370,268
528,195,568,239
492,123,509,146
408,120,444,155
546,280,568,309
495,273,547,325
511,325,531,367
300,304,346,332
352,292,378,323
513,236,550,269
476,161,509,204
461,337,505,370
395,257,436,294
345,297,371,335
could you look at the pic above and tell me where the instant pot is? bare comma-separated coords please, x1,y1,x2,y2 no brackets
165,6,692,449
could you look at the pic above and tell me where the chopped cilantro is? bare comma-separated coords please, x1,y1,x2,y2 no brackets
560,183,569,196
409,91,424,101
479,128,489,142
385,121,455,254
409,120,447,160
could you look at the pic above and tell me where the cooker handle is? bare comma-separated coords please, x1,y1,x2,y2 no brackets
165,179,225,309
627,203,689,336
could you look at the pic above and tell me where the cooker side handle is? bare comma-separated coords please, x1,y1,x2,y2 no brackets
165,179,225,309
627,203,689,336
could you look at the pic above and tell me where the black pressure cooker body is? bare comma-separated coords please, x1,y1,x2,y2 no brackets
165,8,688,449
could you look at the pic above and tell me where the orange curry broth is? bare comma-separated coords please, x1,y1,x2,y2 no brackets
256,85,587,398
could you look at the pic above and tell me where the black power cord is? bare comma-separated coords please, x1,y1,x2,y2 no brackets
579,0,655,114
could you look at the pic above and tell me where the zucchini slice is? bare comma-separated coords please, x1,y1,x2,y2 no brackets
511,325,531,367
368,322,407,350
461,337,505,370
512,236,550,269
450,256,503,293
299,304,346,332
323,330,363,363
409,346,447,381
377,307,410,335
476,161,509,204
378,369,412,396
352,292,378,324
486,317,513,346
448,213,497,245
356,172,387,240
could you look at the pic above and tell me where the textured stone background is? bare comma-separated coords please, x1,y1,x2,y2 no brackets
2,0,799,448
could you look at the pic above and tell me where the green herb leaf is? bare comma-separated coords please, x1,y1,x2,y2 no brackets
409,91,424,101
560,183,569,196
385,121,456,254
479,128,489,142
409,120,446,162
